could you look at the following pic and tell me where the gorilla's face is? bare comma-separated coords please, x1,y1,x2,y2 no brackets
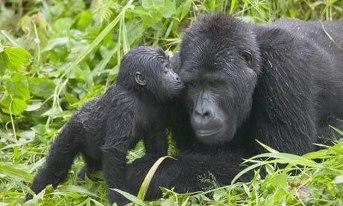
179,15,261,144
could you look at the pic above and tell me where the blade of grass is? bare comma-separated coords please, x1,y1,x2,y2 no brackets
244,152,319,167
330,126,343,136
137,156,174,200
112,189,147,206
0,162,33,182
231,159,278,184
256,140,280,153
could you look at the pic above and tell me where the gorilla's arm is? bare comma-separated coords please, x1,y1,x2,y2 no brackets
101,105,135,205
126,150,251,200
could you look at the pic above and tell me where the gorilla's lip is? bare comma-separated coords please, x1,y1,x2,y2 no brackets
195,128,222,137
175,82,185,88
173,83,185,91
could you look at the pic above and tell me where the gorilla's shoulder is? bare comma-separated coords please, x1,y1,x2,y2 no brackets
254,26,298,51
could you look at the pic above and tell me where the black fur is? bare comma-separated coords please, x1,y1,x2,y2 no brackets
126,14,343,200
27,46,184,205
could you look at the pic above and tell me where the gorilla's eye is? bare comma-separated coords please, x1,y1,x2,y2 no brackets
188,67,195,72
242,51,252,65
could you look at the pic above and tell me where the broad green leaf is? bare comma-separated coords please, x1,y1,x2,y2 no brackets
270,172,288,189
132,6,162,27
41,37,69,53
53,17,73,35
126,19,145,45
0,48,9,74
70,65,91,81
333,175,343,184
131,6,150,17
25,101,43,112
142,0,154,9
5,74,30,100
28,77,56,98
42,106,63,118
4,46,31,71
76,11,93,29
92,46,118,78
18,130,35,140
0,97,27,115
230,0,238,13
64,93,80,105
161,0,175,18
179,0,192,20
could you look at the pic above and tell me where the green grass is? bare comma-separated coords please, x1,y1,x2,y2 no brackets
0,0,342,205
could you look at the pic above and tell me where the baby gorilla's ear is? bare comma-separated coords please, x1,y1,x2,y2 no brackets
135,71,146,86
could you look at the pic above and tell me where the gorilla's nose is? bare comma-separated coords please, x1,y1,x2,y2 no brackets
191,99,224,134
175,76,183,85
194,108,211,119
193,107,215,128
175,77,184,89
192,97,214,124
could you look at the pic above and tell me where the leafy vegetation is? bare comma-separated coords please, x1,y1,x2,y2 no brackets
0,0,342,205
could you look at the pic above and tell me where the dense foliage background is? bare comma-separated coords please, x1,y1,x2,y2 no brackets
0,0,342,205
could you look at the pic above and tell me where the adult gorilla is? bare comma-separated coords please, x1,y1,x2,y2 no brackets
126,13,343,200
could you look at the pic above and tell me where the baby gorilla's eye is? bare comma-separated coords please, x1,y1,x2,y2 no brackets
242,51,252,65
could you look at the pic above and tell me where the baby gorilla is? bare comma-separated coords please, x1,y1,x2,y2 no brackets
27,46,184,205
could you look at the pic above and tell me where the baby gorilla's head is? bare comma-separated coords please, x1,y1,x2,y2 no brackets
117,46,184,101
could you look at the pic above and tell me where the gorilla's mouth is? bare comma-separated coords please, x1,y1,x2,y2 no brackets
195,128,223,138
194,127,227,145
174,84,185,91
174,83,185,90
171,84,185,95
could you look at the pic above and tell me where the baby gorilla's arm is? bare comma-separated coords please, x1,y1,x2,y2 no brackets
101,102,136,205
143,129,168,156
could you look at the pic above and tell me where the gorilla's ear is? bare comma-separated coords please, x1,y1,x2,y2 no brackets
242,51,252,65
135,72,146,86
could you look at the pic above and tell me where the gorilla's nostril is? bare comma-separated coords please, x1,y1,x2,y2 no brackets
195,110,211,118
203,111,210,117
